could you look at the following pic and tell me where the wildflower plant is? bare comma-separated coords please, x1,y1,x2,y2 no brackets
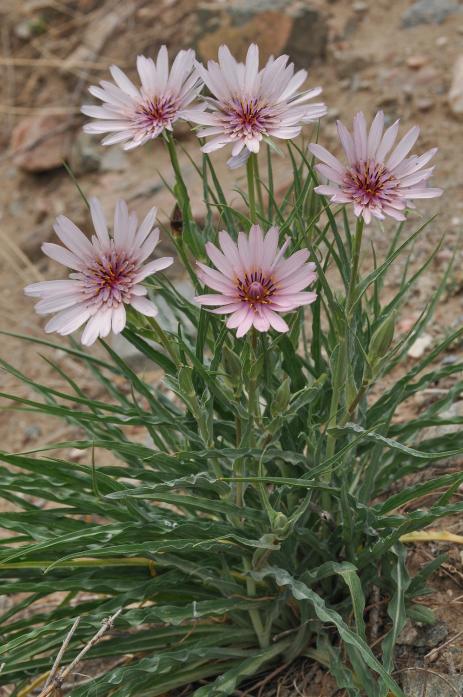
0,43,461,697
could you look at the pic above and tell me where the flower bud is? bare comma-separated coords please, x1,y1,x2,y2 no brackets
271,377,291,417
368,312,396,364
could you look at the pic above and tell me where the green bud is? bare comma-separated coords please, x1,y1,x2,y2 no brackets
222,346,242,385
178,366,196,399
272,512,289,535
369,312,396,364
271,377,291,417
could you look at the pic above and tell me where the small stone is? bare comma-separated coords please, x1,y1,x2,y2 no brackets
448,55,463,120
397,620,419,646
401,0,462,28
100,147,129,173
407,54,428,70
408,333,433,358
14,20,33,40
441,355,458,365
334,51,370,79
436,249,453,263
436,35,449,47
416,97,435,112
326,108,340,123
451,216,461,226
352,1,368,12
402,672,463,696
11,115,70,173
23,425,42,443
415,621,448,648
69,449,85,462
69,132,101,175
398,317,416,334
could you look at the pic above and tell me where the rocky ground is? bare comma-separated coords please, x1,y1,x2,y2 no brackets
1,0,463,694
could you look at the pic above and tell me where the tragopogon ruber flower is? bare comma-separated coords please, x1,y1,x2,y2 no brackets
185,44,327,167
25,199,173,346
195,225,317,337
309,111,442,224
82,46,204,149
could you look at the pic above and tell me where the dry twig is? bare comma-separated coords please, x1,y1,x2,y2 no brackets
43,617,80,691
37,609,122,697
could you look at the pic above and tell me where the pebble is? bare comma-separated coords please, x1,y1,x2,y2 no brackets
402,672,463,697
448,55,463,120
23,425,42,443
407,54,428,69
401,0,462,28
352,1,368,12
326,108,340,123
416,97,435,112
11,114,70,173
407,334,433,359
441,355,458,365
436,36,448,47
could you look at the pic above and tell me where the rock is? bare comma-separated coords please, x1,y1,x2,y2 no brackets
416,97,435,112
334,51,370,79
69,132,101,176
100,147,129,173
23,425,42,444
408,334,432,359
402,671,463,697
436,35,449,47
397,620,448,649
195,0,328,70
11,115,70,173
419,401,463,466
441,355,459,366
415,621,448,649
401,0,462,28
397,620,419,646
448,56,463,120
326,107,340,123
352,1,368,12
406,54,428,70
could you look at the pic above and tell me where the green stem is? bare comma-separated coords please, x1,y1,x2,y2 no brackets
163,132,199,287
243,558,269,649
254,153,265,215
147,316,179,365
346,216,364,317
164,131,190,212
247,153,257,223
323,340,346,510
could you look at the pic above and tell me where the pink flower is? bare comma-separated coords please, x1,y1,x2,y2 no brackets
81,46,204,150
184,44,327,167
309,111,442,224
25,199,173,346
195,225,317,337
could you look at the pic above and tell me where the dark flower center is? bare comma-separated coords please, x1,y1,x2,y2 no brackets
237,271,277,307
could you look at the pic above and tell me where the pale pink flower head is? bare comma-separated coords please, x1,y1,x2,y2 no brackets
309,111,442,224
184,44,327,167
25,199,173,346
81,46,204,150
195,225,317,337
